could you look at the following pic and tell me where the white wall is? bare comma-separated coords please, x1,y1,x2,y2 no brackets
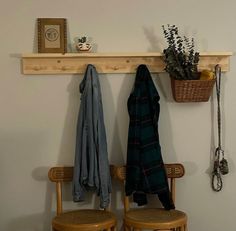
1,0,236,230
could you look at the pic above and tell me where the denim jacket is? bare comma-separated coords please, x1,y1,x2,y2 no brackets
72,64,111,208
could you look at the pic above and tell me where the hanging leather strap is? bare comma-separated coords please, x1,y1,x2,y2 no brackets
211,65,229,192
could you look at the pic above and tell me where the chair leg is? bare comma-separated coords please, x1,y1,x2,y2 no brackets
179,225,187,231
104,228,116,231
124,225,132,231
184,224,187,231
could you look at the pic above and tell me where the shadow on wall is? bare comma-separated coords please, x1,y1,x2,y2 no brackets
7,212,51,231
33,19,37,53
142,26,165,52
152,73,178,161
57,75,82,165
7,167,54,231
152,75,199,176
100,73,129,165
102,73,132,230
0,131,57,231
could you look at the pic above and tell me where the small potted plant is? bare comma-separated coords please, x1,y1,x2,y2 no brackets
76,36,92,52
162,24,215,102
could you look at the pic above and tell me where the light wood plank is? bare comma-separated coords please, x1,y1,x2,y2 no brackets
21,52,233,75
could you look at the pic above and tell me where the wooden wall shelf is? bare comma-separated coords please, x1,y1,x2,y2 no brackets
21,52,233,75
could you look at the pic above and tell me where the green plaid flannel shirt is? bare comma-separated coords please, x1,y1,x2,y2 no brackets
125,65,175,210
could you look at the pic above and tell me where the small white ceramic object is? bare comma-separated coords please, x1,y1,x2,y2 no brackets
76,42,91,52
76,36,92,52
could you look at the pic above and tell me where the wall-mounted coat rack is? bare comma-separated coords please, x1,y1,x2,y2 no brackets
21,52,232,75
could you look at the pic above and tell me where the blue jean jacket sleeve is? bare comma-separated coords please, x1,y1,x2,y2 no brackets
73,64,111,208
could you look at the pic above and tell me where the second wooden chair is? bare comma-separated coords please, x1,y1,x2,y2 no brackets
114,163,187,231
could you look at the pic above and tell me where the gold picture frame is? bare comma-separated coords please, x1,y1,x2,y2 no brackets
37,18,67,53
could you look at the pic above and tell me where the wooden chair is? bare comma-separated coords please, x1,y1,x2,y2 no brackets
48,166,117,231
114,164,187,231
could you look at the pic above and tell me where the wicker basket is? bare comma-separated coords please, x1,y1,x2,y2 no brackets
171,78,215,102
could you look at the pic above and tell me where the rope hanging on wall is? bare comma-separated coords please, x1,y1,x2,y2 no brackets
211,64,229,192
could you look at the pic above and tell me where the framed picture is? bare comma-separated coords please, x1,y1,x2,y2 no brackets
37,18,67,53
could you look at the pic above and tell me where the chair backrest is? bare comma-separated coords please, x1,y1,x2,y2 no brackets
48,167,73,215
48,166,116,215
114,164,185,212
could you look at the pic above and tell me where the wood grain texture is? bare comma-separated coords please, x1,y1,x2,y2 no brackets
48,167,73,182
124,208,187,230
21,52,232,74
52,209,116,231
115,164,185,182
